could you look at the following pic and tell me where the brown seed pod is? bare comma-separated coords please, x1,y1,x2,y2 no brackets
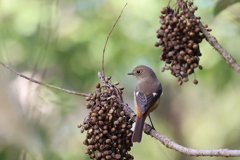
86,103,92,109
206,28,212,32
203,23,208,28
183,77,189,82
161,67,165,72
96,83,101,88
193,79,198,84
85,96,91,101
193,43,199,49
80,79,134,159
193,6,198,11
119,87,124,90
115,154,121,159
105,139,111,144
155,1,208,84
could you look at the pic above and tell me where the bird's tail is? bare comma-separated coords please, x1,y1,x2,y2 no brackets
132,116,145,143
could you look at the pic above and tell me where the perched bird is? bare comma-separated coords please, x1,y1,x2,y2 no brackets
128,65,162,142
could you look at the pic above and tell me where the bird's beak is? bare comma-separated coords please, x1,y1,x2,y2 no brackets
128,72,134,75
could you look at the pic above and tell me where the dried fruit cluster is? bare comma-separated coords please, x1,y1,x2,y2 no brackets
78,76,134,160
155,0,211,85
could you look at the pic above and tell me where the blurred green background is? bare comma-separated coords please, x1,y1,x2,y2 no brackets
0,0,240,160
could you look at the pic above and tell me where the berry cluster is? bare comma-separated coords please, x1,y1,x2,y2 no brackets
78,76,134,160
155,1,211,85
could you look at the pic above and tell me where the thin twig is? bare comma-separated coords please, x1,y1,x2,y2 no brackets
101,3,127,77
0,60,90,97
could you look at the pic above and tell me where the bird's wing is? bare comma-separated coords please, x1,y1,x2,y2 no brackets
135,91,147,114
135,87,162,115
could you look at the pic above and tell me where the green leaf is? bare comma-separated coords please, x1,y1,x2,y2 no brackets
213,0,240,16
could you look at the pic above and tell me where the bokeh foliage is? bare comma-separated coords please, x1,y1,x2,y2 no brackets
0,0,240,160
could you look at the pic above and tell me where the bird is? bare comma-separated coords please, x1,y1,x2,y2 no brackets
128,65,162,142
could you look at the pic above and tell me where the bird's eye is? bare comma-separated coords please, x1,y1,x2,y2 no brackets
136,70,141,74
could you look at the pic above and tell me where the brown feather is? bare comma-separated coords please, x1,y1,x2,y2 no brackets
132,115,145,142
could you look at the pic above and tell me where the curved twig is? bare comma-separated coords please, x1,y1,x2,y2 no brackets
0,61,90,97
101,3,127,77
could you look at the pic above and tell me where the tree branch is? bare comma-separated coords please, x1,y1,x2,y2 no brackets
198,23,240,73
97,71,240,157
124,101,240,157
0,60,90,97
148,128,240,157
1,1,239,155
2,62,240,157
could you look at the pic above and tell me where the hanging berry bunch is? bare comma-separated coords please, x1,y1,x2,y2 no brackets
155,0,211,85
78,76,134,160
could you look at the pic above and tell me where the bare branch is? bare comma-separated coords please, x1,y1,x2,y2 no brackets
148,128,240,157
101,3,127,77
0,60,90,97
97,71,240,157
198,23,240,73
1,1,239,156
2,63,240,157
98,72,106,85
122,101,240,157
